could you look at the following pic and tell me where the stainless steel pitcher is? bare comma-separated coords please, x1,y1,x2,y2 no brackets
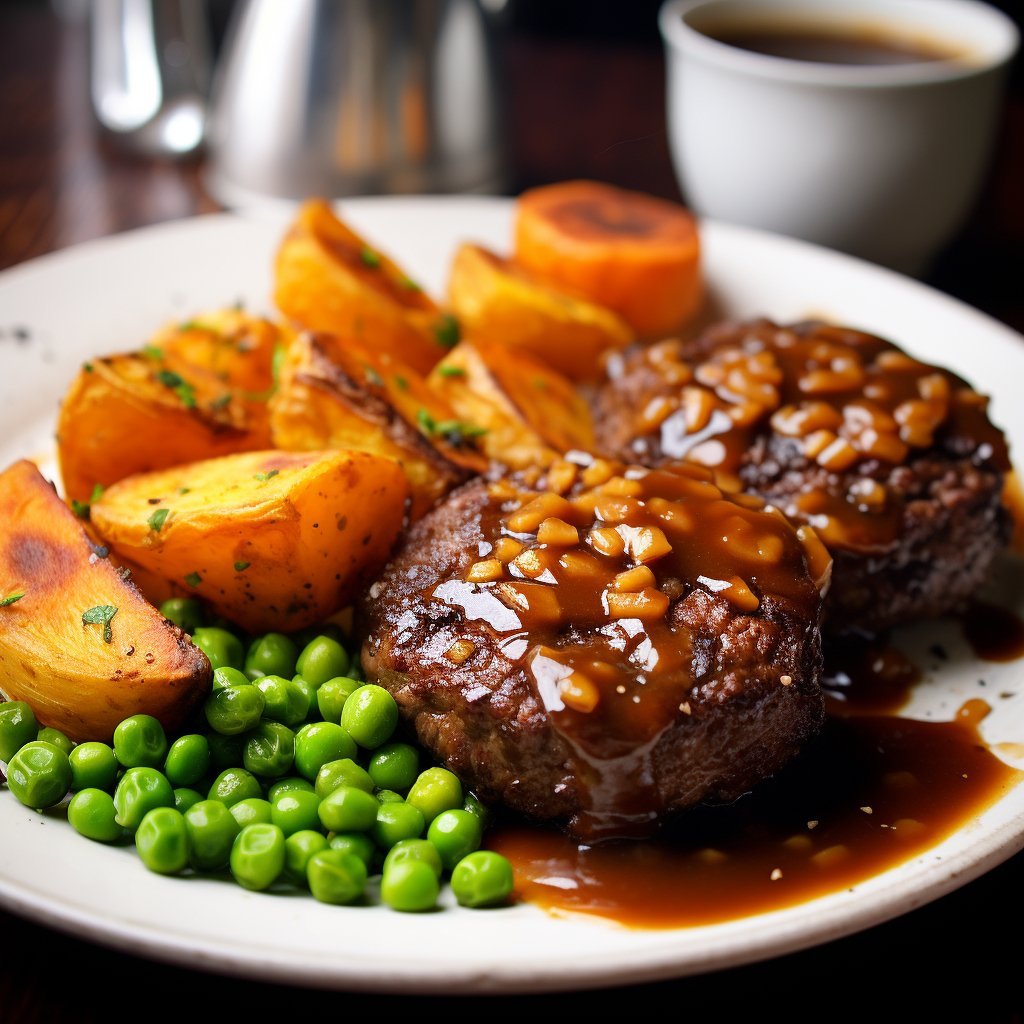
206,0,505,205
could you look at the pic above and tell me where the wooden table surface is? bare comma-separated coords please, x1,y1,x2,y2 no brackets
1,6,1023,1020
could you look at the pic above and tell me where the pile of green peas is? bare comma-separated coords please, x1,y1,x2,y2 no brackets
0,599,514,913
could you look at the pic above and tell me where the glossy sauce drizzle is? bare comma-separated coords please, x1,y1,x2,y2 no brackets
491,703,1019,928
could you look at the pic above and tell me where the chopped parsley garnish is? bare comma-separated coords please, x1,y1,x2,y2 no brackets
364,366,384,387
254,469,280,482
393,374,409,391
400,276,422,293
178,320,205,332
184,572,202,588
438,365,466,378
0,592,25,607
71,483,105,520
83,362,94,373
155,369,197,409
82,604,117,643
416,408,486,447
147,508,170,532
178,486,191,495
141,344,163,360
210,393,232,410
433,314,461,349
234,561,251,572
360,248,381,268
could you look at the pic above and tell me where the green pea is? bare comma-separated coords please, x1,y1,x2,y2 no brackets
290,622,343,652
284,830,329,885
159,597,204,634
368,743,419,793
192,627,245,671
245,633,298,680
68,788,122,842
381,859,439,912
114,767,174,830
207,767,262,807
0,701,38,763
267,776,315,801
206,732,246,771
427,808,482,871
173,787,204,813
271,789,322,836
163,734,210,787
314,758,373,799
230,823,286,891
212,666,251,691
341,684,398,749
7,741,72,809
463,791,491,827
317,786,379,833
316,676,361,723
294,722,357,780
112,715,167,768
372,801,425,850
184,799,240,871
383,838,443,878
204,683,265,736
327,832,375,866
136,807,190,874
243,722,295,779
307,850,367,905
230,797,273,829
254,676,307,727
406,767,463,825
290,676,318,720
295,635,350,688
375,789,404,804
450,851,514,908
36,727,74,755
69,742,118,792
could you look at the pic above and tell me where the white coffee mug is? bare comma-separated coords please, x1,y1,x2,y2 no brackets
659,0,1018,273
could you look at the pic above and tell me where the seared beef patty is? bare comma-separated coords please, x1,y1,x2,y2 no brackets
362,456,826,840
594,320,1011,633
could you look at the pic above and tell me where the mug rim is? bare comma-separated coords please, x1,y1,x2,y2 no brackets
658,0,1020,88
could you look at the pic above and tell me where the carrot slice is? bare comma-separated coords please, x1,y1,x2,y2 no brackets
514,180,703,339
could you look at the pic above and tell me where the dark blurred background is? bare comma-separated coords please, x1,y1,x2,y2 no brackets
0,1,1023,1019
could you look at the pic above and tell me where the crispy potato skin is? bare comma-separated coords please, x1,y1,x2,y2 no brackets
428,340,595,468
514,179,703,339
90,449,409,633
0,460,210,742
275,200,449,374
57,353,272,506
270,334,485,519
446,242,633,381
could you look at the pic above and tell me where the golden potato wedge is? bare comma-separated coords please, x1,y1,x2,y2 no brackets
150,307,290,396
447,243,634,381
90,449,409,633
275,199,454,374
270,334,486,519
58,352,274,507
429,340,595,469
0,459,210,742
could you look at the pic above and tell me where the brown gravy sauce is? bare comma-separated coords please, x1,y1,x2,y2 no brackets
960,600,1024,663
491,701,1019,928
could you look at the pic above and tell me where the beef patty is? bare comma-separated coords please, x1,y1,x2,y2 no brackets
361,456,826,840
594,320,1011,633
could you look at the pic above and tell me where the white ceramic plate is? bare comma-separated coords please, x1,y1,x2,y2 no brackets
0,197,1022,993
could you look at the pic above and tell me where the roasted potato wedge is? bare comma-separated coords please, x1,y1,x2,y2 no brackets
428,340,595,469
58,352,273,507
90,449,409,634
0,460,210,742
270,334,486,519
275,199,454,374
447,242,634,381
150,307,289,396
